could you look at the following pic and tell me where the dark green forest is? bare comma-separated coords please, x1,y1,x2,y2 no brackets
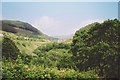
1,19,119,79
71,19,119,78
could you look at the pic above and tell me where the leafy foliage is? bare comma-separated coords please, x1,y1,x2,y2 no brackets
33,42,73,68
71,19,119,78
2,34,98,79
3,19,119,79
2,56,98,79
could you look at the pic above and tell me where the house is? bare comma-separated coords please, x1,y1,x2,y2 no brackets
0,34,4,37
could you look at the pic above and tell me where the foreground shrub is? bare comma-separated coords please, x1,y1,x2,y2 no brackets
2,56,98,79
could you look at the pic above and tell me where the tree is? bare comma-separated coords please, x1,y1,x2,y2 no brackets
71,19,120,78
2,37,20,60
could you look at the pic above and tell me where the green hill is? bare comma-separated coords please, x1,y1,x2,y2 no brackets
0,31,51,57
1,20,56,40
0,20,58,59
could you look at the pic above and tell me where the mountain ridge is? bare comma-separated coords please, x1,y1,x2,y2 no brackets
0,20,57,40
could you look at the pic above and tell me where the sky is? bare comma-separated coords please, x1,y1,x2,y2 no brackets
1,2,118,36
1,0,119,2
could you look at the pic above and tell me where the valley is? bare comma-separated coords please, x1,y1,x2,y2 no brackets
1,19,119,79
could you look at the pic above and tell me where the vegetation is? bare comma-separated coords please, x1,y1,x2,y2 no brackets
2,56,98,79
1,20,41,35
1,19,119,79
33,42,73,68
2,38,98,79
2,37,20,60
71,19,119,78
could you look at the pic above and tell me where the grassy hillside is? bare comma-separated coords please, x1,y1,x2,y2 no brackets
0,20,58,55
1,20,57,40
1,31,51,56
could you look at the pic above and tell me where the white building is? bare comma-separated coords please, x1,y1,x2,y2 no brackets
0,34,3,37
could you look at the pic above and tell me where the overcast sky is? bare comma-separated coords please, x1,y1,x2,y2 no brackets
1,2,118,36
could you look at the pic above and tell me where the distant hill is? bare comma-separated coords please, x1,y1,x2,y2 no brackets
0,20,56,40
54,34,74,40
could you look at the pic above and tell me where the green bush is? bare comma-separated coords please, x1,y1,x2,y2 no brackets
2,37,20,60
2,57,98,79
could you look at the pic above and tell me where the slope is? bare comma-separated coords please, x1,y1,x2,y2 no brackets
1,20,49,39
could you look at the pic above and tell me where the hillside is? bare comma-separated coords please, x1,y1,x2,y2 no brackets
2,19,119,79
0,31,51,56
1,24,98,79
2,32,98,79
0,20,58,59
1,20,55,39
